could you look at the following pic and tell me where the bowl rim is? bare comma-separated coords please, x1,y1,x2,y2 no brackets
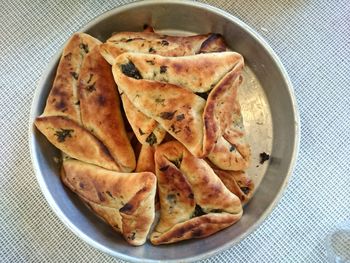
28,0,300,262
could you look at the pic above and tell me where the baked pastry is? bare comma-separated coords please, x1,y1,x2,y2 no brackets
34,116,119,171
112,52,246,159
61,159,157,246
113,55,206,157
203,63,251,170
100,31,227,65
78,45,135,172
43,33,101,123
102,32,229,147
150,141,242,245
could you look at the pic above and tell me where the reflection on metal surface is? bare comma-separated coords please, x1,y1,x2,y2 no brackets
240,66,273,190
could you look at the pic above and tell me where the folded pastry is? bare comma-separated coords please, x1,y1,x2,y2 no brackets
103,32,229,146
151,141,242,245
135,144,156,174
113,58,206,157
61,159,156,246
100,31,227,65
43,33,101,124
78,45,135,172
34,116,119,171
112,52,245,158
113,51,242,93
204,64,251,170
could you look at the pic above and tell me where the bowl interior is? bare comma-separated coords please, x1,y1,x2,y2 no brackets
29,1,298,262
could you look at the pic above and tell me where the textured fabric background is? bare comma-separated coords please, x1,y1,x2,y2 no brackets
1,0,349,262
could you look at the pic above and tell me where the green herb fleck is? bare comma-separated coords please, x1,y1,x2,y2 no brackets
161,40,169,46
138,128,145,135
160,65,167,74
54,128,74,142
85,82,96,92
170,156,182,169
121,61,142,79
155,98,165,104
176,114,185,121
79,43,89,53
160,111,176,120
70,72,79,80
145,132,157,146
192,204,205,218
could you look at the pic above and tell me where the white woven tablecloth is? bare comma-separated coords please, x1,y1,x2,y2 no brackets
1,0,349,262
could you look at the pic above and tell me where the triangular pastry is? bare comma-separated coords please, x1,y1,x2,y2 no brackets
150,141,242,245
34,116,119,171
113,51,242,93
43,33,101,123
102,31,229,147
112,52,245,158
203,64,251,170
100,31,227,65
61,159,156,246
77,45,135,172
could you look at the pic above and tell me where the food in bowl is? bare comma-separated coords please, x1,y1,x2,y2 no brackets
34,26,258,246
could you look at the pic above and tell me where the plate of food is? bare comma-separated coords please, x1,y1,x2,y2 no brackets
29,0,299,262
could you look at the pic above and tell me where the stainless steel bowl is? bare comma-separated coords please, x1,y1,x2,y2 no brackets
29,1,299,262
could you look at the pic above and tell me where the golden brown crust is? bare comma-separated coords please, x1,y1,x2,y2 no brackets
113,52,243,93
34,116,119,171
100,32,211,65
135,144,156,173
151,213,241,245
112,56,207,157
151,141,242,245
203,57,251,170
61,159,156,246
199,33,228,53
43,33,101,123
78,45,135,172
121,94,166,145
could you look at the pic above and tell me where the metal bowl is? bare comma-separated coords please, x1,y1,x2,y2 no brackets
28,1,299,262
